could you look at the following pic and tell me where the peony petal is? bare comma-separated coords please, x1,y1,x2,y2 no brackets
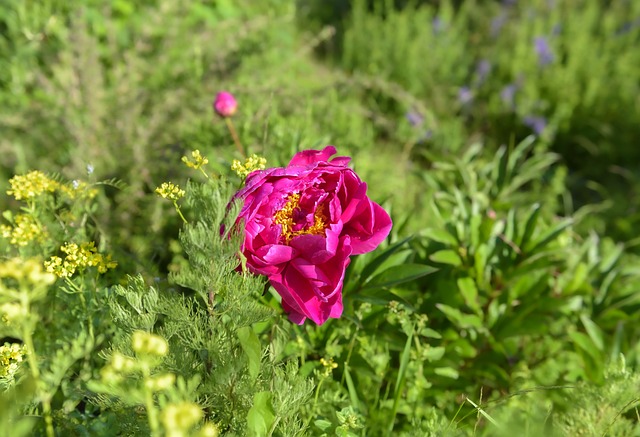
289,146,337,167
346,200,393,255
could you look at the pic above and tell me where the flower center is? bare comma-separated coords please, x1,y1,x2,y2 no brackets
274,193,328,243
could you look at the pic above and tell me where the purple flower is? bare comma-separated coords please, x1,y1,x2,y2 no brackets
500,84,517,108
406,111,424,127
523,115,547,135
432,17,444,34
491,13,508,38
476,60,492,84
534,37,554,66
232,146,392,325
458,86,474,105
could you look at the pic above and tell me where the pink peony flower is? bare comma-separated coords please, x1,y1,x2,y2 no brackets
213,91,237,118
232,146,392,325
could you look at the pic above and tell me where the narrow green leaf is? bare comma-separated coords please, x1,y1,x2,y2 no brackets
422,228,458,246
580,315,604,351
238,326,261,380
357,236,413,287
344,365,362,412
247,392,275,437
519,203,540,249
361,264,437,291
457,277,480,314
434,367,459,379
526,218,573,254
436,304,483,328
429,250,461,266
389,327,414,435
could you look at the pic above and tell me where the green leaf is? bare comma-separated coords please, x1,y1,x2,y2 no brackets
519,203,541,249
314,420,332,431
247,392,275,437
238,326,261,380
457,277,480,314
436,304,483,328
344,365,362,412
357,236,413,287
579,315,604,351
429,250,461,266
525,218,573,254
423,346,445,360
434,367,459,379
423,228,458,246
361,264,437,291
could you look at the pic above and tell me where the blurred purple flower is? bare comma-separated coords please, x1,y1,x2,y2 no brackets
432,17,444,34
617,19,640,36
491,13,508,38
500,84,517,108
523,115,547,135
476,60,492,84
458,86,474,105
406,111,424,127
503,0,517,5
534,36,554,66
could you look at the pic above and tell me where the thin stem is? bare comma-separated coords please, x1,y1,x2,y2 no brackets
225,118,245,157
303,377,325,430
141,363,160,436
22,317,54,437
173,202,188,224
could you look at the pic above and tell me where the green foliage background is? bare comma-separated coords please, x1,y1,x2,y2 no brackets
1,0,640,435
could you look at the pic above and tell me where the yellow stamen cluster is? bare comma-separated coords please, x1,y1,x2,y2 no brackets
0,343,26,382
44,242,117,278
155,182,185,201
181,150,209,170
273,193,328,243
6,171,58,200
231,154,266,178
0,214,46,246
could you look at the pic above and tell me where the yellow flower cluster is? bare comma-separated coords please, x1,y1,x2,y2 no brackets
6,171,58,200
58,180,99,200
181,150,209,170
231,154,267,178
0,214,46,247
0,258,56,284
319,357,338,377
44,242,117,278
162,402,217,437
0,343,26,382
132,331,169,357
155,182,185,201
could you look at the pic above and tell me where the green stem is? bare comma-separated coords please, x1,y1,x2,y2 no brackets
303,377,325,430
173,202,188,224
225,118,245,157
141,363,160,436
22,316,54,437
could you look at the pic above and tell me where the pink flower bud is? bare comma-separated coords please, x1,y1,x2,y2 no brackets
213,91,237,118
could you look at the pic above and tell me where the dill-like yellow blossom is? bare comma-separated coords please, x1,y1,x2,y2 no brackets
58,180,99,200
145,373,176,391
231,154,267,178
181,150,209,170
319,357,338,377
161,402,203,436
198,423,221,437
0,258,55,285
155,182,185,201
6,171,58,200
0,343,27,382
44,242,117,278
0,214,46,247
1,303,25,325
131,331,169,357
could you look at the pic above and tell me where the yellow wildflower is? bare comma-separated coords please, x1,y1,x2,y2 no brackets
155,182,185,201
231,154,266,178
44,242,117,278
0,343,27,383
6,171,58,200
131,331,169,357
161,402,203,437
0,214,46,246
181,150,209,170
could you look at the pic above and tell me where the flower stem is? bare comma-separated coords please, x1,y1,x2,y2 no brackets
173,202,188,224
141,363,160,437
225,118,245,157
22,318,54,437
